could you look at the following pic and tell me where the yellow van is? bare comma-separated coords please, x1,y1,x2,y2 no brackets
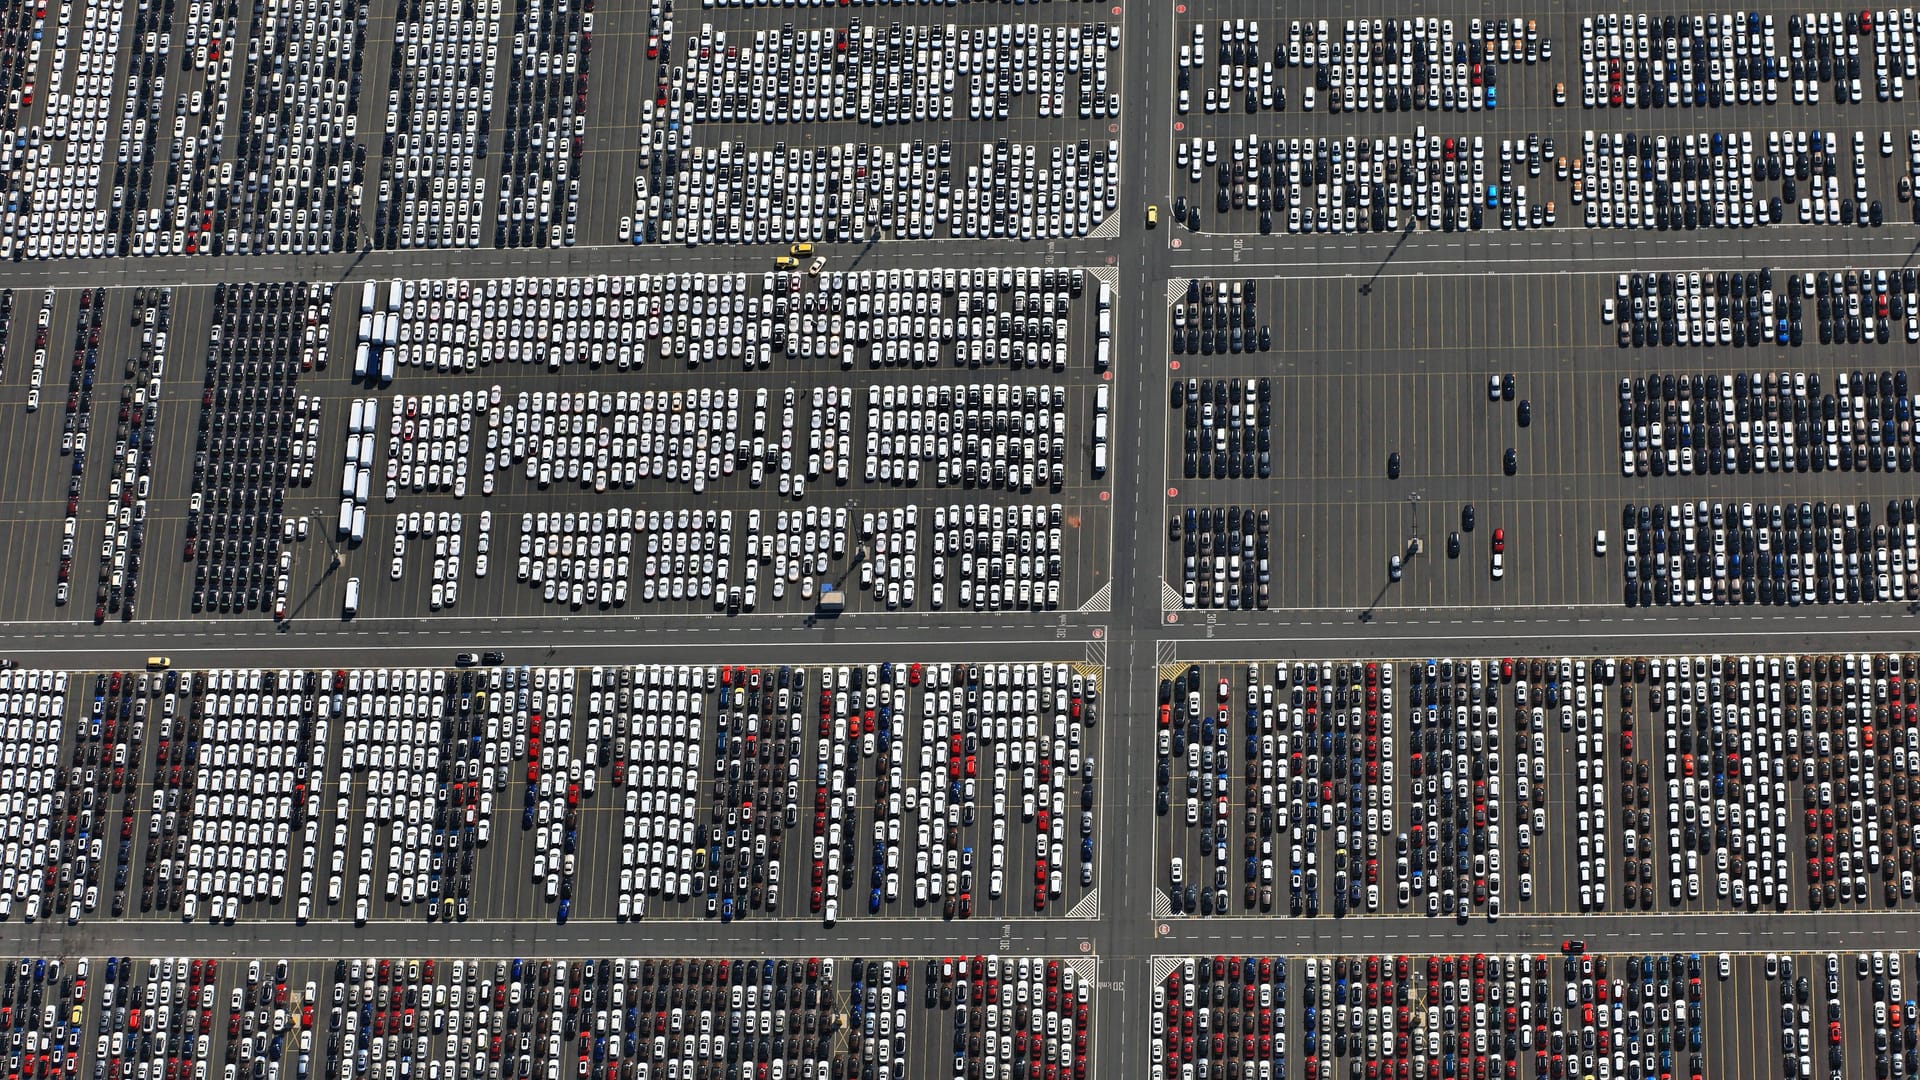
789,243,814,256
774,256,799,270
146,656,172,670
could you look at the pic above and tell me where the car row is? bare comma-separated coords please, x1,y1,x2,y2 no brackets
1606,266,1920,349
495,0,589,248
0,958,84,1078
379,268,1095,373
1617,654,1802,911
98,668,324,922
1181,15,1542,118
1570,128,1890,230
466,380,1072,497
479,385,846,498
632,138,1119,244
4,0,366,259
673,22,1119,127
746,506,850,608
1618,499,1920,606
512,507,732,611
605,664,715,919
1159,655,1920,919
858,383,1070,492
0,289,13,381
388,506,480,614
22,289,49,413
164,670,316,924
187,283,331,616
1402,658,1531,917
1612,265,1920,349
1578,9,1920,109
1174,375,1273,482
1170,276,1272,355
1175,129,1557,235
1807,949,1920,1080
140,1,234,258
1167,506,1271,610
94,957,296,1080
335,665,508,924
341,397,380,549
87,669,165,921
373,0,501,249
1579,10,1782,108
933,957,1090,1080
1614,363,1920,477
1786,659,1880,913
596,661,1096,922
1781,9,1878,105
496,496,1078,616
1159,663,1395,917
107,0,219,257
75,955,1077,1080
1155,952,1707,1080
0,0,41,152
1858,7,1920,102
383,391,479,499
83,290,171,623
229,0,367,254
48,289,105,613
1770,953,1838,1080
624,660,1091,921
0,672,73,923
0,659,1105,928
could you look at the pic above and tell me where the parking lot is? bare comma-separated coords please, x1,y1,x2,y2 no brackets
1161,270,1920,613
0,0,1135,256
1154,653,1920,922
332,268,1114,621
1606,267,1920,349
0,953,1096,1080
1166,7,1920,236
21,0,1920,1077
624,0,1127,245
1152,948,1920,1080
0,0,372,259
0,0,1128,259
0,270,1113,624
0,658,1100,926
1154,950,1718,1080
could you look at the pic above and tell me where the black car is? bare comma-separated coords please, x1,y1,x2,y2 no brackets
1387,452,1401,479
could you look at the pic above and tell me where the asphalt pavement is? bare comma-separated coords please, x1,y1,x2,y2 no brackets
12,2,1920,1079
